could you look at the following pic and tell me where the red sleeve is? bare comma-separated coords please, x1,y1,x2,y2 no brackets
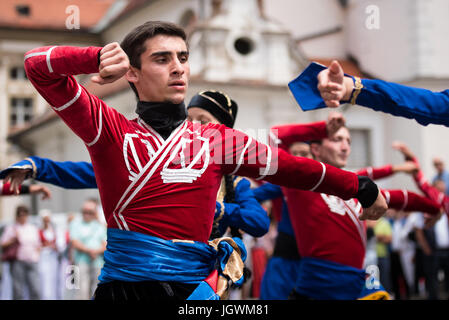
270,121,327,151
24,46,108,145
356,165,394,180
38,230,46,243
209,125,359,201
0,181,25,196
381,189,440,215
408,156,446,207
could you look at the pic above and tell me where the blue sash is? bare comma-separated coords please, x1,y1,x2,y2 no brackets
99,228,247,295
99,229,217,284
295,257,366,300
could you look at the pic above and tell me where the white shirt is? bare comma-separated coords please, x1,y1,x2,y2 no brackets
0,223,41,263
435,214,449,249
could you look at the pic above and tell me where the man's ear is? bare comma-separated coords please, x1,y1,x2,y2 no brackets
310,142,321,159
126,66,139,84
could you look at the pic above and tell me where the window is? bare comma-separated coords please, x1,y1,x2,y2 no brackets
10,97,33,127
16,5,31,17
347,128,371,169
233,37,255,55
10,66,27,80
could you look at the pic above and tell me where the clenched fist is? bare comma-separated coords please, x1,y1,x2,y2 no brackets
358,190,388,221
91,42,130,85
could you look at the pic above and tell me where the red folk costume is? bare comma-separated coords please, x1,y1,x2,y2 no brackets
24,46,362,244
271,121,441,269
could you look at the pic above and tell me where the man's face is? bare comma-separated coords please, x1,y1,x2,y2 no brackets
312,127,351,168
17,211,29,225
187,107,220,125
289,142,312,158
128,35,190,103
81,201,97,222
433,159,444,174
434,180,447,193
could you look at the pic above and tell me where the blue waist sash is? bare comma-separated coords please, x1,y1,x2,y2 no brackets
295,257,366,300
99,229,218,284
99,228,247,289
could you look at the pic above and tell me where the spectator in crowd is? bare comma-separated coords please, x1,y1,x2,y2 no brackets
432,158,449,195
364,216,393,295
38,209,59,300
431,179,449,299
0,205,41,299
69,200,106,300
374,216,393,295
413,211,438,299
390,210,422,300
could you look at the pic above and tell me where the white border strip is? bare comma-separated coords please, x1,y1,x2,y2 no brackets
229,137,253,175
53,84,82,112
24,51,47,60
256,145,272,181
113,212,123,230
383,190,391,205
400,190,408,211
344,201,366,247
309,162,326,192
46,46,56,73
138,118,164,146
366,167,373,179
86,104,103,147
113,121,187,216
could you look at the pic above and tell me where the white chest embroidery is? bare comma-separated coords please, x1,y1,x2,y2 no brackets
320,194,366,246
320,194,361,216
160,128,211,183
123,131,158,181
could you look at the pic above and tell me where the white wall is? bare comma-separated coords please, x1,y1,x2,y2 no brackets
102,0,198,44
346,0,418,82
264,0,346,59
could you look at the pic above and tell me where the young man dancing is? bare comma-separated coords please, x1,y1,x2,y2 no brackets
22,21,386,300
268,119,441,299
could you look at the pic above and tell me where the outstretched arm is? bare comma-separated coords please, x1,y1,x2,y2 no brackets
356,162,418,181
314,61,449,127
252,182,283,202
216,126,387,220
0,157,97,193
381,189,441,216
1,180,51,199
270,112,345,151
392,141,443,203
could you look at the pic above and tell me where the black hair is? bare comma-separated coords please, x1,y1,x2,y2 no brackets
120,21,188,99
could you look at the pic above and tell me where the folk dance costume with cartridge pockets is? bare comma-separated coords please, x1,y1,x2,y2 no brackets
270,121,442,300
23,45,377,300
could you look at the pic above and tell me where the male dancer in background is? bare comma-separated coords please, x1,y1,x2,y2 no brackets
255,113,420,299
268,117,442,299
22,20,386,300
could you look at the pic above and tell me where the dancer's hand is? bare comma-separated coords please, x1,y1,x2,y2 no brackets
91,42,130,85
326,112,346,136
317,60,354,108
3,169,30,195
359,190,388,221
